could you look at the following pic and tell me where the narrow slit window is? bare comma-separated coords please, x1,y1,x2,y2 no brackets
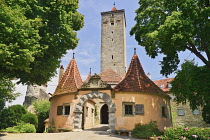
162,106,167,118
112,55,113,59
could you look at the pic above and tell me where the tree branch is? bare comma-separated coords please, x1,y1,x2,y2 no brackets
200,37,210,61
185,43,209,67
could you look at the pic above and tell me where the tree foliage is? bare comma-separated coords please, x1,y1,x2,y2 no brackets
0,78,20,111
131,0,210,123
33,100,50,133
131,0,210,75
0,0,84,85
171,61,210,124
0,105,27,129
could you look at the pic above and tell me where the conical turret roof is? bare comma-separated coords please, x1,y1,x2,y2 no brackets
52,58,83,96
113,54,167,96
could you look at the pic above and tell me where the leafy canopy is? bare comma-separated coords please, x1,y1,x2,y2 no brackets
131,0,210,123
0,78,20,111
0,0,84,85
131,0,210,75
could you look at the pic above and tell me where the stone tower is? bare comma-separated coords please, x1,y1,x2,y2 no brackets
100,6,126,77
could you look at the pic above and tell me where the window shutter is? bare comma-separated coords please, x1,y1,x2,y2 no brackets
57,106,63,115
135,104,144,115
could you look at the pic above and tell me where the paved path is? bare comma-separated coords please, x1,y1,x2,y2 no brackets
0,125,140,140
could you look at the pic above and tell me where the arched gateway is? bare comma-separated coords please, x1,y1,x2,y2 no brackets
73,91,116,132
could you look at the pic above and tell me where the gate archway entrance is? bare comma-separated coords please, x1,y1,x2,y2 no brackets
100,104,108,124
73,91,116,132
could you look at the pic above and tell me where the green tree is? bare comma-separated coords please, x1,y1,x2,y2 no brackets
33,100,50,133
0,78,20,111
131,0,210,123
171,61,210,124
0,0,83,111
21,113,38,129
0,105,27,129
0,0,84,85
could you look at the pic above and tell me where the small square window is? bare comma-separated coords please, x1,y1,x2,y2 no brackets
178,109,185,116
192,109,200,115
135,104,144,115
125,105,133,115
122,102,135,116
111,22,114,26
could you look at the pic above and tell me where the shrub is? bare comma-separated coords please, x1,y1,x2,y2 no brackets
132,121,163,139
21,113,38,128
160,127,210,140
0,105,27,129
6,123,36,133
33,100,50,133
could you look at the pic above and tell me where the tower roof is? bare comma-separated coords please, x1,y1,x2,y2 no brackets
113,54,167,96
99,68,123,84
52,58,83,96
111,6,117,11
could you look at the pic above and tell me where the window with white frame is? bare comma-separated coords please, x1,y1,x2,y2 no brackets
160,84,164,88
57,103,70,116
168,82,172,88
177,109,185,116
122,102,135,116
192,109,200,115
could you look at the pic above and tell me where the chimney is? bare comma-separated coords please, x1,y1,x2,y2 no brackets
59,65,64,82
147,73,151,79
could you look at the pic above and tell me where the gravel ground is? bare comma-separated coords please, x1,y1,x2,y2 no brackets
0,131,140,140
0,125,140,140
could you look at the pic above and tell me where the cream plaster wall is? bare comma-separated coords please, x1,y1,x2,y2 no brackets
49,94,79,131
114,92,172,131
84,100,95,129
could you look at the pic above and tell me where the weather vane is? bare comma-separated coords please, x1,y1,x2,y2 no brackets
73,52,75,59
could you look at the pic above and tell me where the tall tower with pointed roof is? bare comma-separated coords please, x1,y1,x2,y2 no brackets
100,5,126,77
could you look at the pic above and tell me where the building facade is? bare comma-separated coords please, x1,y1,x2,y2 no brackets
48,7,172,133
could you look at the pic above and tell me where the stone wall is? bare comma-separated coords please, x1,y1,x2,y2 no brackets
101,10,126,76
171,101,210,127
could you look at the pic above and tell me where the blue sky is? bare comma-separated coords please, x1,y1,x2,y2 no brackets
8,0,204,106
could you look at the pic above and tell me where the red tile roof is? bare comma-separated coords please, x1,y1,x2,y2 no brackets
53,58,83,96
153,78,174,92
113,54,167,96
111,7,117,11
99,68,123,84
